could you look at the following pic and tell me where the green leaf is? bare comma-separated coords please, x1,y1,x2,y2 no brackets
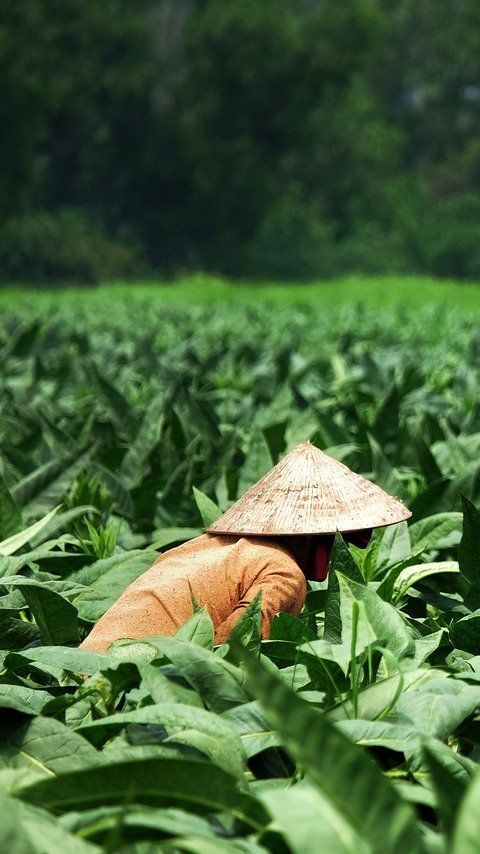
422,743,466,837
409,477,451,521
0,715,102,775
2,577,78,645
12,445,94,520
300,599,376,677
92,716,246,780
15,757,267,828
326,669,447,723
324,569,342,644
4,646,113,677
372,385,400,446
60,805,220,846
459,496,480,602
260,782,369,854
174,607,215,649
87,361,133,428
452,767,480,853
336,572,415,663
235,641,422,852
1,574,86,599
392,561,459,604
401,631,445,670
405,733,476,786
409,512,463,552
75,703,237,751
118,396,165,488
377,522,411,568
336,719,412,753
368,435,404,497
238,431,272,494
262,420,287,462
0,475,22,540
29,505,98,548
227,590,263,656
412,432,444,483
223,701,281,758
0,507,59,555
142,636,250,713
88,461,134,519
0,684,51,715
154,835,264,853
0,614,41,649
138,662,203,706
450,612,480,655
395,679,480,740
270,612,317,644
0,790,96,853
192,487,221,528
323,536,365,644
330,532,364,583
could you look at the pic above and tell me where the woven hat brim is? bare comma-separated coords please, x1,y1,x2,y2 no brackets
207,505,412,536
207,441,412,536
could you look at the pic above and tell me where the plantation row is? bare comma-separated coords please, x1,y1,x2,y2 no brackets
0,300,480,852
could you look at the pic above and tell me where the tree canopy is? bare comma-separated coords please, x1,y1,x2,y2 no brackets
2,0,480,282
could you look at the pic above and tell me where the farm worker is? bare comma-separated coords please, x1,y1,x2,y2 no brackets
80,441,410,652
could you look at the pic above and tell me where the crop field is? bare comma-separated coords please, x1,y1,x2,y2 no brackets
2,273,480,311
1,287,480,852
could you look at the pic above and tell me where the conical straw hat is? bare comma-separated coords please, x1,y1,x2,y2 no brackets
207,440,411,536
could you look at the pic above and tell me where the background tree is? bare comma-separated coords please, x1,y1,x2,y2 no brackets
1,0,480,282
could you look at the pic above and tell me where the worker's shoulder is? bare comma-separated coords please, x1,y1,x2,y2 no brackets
153,534,301,577
235,536,303,573
153,533,215,564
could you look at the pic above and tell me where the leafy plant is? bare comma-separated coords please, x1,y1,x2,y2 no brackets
0,300,480,851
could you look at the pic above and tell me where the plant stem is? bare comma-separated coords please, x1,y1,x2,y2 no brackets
350,600,360,718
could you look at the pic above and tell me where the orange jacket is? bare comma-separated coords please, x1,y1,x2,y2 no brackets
80,534,307,652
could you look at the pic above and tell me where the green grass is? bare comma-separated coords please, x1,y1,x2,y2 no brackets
1,273,479,312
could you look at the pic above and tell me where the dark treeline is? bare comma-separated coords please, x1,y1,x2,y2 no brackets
2,0,480,283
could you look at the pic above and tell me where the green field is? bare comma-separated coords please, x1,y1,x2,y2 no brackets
1,283,480,852
1,273,480,312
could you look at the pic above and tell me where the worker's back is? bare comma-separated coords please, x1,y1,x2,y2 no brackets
80,533,307,652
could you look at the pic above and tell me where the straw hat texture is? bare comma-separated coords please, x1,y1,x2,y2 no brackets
207,440,411,536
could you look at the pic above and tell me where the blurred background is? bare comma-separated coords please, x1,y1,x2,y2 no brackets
2,0,480,286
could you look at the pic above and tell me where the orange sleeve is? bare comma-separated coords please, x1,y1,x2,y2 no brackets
214,556,307,644
79,586,177,653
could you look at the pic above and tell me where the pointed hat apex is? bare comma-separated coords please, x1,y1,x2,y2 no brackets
207,440,411,536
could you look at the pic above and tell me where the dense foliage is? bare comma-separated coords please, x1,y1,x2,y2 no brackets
2,0,480,281
1,299,480,851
